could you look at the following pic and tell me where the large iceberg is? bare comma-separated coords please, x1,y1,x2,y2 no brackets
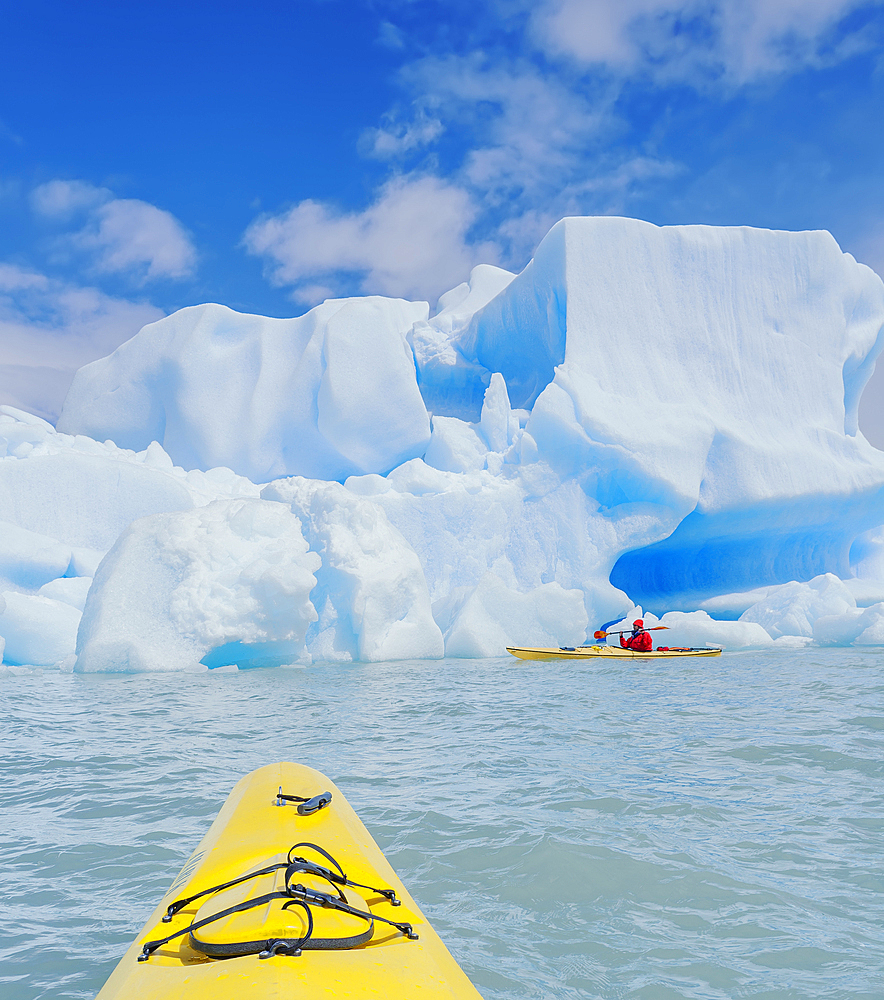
3,216,884,670
57,297,431,483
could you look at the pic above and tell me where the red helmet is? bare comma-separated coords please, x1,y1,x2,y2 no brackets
633,619,644,627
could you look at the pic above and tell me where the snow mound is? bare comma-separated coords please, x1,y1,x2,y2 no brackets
75,499,321,672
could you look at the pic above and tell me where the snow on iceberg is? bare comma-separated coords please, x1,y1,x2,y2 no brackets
344,451,638,642
0,408,196,551
38,575,92,611
0,407,268,668
0,520,73,590
734,571,884,646
813,603,884,646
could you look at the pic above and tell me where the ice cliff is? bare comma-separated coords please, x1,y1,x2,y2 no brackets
2,216,884,670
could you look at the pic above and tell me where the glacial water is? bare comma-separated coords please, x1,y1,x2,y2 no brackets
2,648,883,999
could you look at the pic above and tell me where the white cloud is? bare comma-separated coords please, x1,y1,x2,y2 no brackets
531,0,882,84
31,179,110,218
31,179,197,283
361,107,445,158
0,263,163,421
73,199,197,282
244,174,500,304
377,20,406,50
379,54,680,263
245,52,681,297
405,54,617,201
245,1,878,305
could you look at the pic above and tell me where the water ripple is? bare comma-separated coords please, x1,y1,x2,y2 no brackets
2,648,884,998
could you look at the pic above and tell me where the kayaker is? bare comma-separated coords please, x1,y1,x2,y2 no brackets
621,619,652,651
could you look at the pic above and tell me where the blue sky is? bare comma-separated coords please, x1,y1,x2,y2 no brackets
2,0,884,440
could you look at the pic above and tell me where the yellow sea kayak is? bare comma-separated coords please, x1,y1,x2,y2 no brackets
507,644,722,660
96,762,483,999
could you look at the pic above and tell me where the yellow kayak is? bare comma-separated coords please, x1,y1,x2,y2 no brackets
507,644,722,660
96,762,483,999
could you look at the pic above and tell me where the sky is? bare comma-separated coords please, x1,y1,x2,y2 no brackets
2,0,884,443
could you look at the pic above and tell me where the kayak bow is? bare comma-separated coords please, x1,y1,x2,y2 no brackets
96,762,484,999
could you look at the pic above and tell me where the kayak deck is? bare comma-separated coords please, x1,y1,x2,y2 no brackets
96,762,483,999
507,644,722,660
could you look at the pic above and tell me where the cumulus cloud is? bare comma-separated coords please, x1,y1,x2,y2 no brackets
244,53,680,296
361,107,445,158
31,179,197,283
377,54,679,262
31,179,110,219
244,174,500,304
402,54,618,201
73,199,197,281
0,263,162,421
530,0,882,83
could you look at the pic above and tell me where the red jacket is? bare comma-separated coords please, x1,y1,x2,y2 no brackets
621,629,652,651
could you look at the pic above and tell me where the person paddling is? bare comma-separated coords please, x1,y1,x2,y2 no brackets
620,619,652,652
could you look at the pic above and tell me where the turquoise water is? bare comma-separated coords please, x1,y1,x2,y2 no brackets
2,648,883,999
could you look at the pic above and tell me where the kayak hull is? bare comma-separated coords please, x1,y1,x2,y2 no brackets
506,644,722,660
96,762,483,999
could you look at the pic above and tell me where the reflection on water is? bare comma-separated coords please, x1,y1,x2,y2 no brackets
2,648,883,999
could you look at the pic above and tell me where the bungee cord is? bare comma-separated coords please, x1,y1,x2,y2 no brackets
139,841,417,963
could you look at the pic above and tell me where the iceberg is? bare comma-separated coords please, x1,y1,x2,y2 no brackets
0,591,81,667
452,218,884,610
3,216,884,669
57,298,431,483
443,573,588,658
739,573,857,639
75,499,321,672
814,603,884,646
260,476,444,662
609,607,775,651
